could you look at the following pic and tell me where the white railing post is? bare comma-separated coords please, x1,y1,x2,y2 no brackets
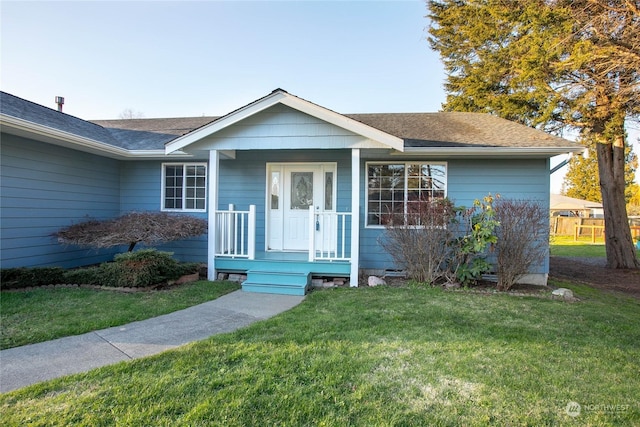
248,205,256,260
227,204,234,255
308,206,315,262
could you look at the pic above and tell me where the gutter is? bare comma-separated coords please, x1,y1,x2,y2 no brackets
397,146,585,158
1,114,194,160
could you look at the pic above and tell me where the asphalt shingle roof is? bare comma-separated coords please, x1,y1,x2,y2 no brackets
91,117,218,150
346,112,573,148
0,91,121,146
2,90,578,152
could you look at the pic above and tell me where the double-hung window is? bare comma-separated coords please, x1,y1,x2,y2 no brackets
366,162,447,226
162,163,207,211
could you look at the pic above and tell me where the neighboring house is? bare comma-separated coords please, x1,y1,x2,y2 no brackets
1,89,583,294
550,194,604,218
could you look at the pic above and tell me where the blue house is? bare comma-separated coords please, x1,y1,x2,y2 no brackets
1,89,582,294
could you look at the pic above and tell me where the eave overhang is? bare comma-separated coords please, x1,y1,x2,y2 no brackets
395,146,585,158
1,114,195,160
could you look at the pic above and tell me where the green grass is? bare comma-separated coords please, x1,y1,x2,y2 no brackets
0,281,239,350
2,283,638,426
550,235,640,258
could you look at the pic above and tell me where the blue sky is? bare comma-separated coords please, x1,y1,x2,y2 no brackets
1,1,444,118
1,1,637,191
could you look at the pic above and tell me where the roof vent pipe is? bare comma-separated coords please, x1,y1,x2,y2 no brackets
55,96,64,112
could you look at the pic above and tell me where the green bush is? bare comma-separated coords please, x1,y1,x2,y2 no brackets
1,251,200,290
100,249,186,288
0,267,65,290
62,267,102,286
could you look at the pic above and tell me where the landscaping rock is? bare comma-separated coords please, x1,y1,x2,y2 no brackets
217,272,229,281
333,278,345,286
551,288,576,301
443,282,461,290
228,273,244,283
176,272,199,285
311,278,324,287
368,276,386,287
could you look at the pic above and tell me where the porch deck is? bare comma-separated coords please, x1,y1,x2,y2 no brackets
215,251,351,296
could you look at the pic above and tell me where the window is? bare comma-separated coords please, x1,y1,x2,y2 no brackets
162,163,207,211
366,162,446,226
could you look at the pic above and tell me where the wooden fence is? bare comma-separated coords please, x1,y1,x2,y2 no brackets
551,217,605,237
551,216,640,240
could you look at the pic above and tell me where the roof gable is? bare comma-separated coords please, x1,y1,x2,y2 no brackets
164,89,404,154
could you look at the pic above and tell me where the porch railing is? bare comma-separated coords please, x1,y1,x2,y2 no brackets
215,204,256,259
309,207,352,262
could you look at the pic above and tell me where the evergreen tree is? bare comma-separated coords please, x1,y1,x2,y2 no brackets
564,138,638,204
428,0,640,268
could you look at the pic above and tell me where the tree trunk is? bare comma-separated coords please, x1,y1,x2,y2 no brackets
596,138,639,269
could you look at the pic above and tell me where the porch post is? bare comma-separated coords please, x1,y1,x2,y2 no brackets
350,149,360,287
207,150,220,281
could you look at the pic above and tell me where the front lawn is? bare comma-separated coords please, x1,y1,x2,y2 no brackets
550,235,640,258
0,281,239,350
2,281,638,425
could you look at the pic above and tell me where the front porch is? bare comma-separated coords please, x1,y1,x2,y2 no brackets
206,149,363,295
210,204,353,295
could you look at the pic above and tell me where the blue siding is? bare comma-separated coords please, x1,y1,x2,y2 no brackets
0,134,121,268
1,130,551,276
359,158,550,273
119,161,208,262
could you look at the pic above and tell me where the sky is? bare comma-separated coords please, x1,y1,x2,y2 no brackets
1,0,638,192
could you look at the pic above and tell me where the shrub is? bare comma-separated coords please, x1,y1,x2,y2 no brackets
62,266,102,286
379,198,456,284
379,196,498,286
493,198,549,290
1,251,199,290
0,267,65,290
100,249,182,288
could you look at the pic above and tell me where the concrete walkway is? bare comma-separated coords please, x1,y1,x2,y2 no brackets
0,290,304,393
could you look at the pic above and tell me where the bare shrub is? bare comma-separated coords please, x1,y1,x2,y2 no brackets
378,197,497,286
54,211,207,252
493,198,548,290
379,199,456,284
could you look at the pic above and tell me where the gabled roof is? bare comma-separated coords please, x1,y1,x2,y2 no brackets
1,89,583,159
163,89,405,154
550,194,603,210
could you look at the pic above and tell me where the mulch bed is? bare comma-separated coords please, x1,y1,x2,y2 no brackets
549,256,640,298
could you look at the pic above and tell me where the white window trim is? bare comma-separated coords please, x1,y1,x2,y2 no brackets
365,161,448,228
161,162,208,212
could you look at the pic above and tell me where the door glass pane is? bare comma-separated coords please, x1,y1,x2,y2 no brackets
271,171,280,210
324,172,333,210
291,172,313,209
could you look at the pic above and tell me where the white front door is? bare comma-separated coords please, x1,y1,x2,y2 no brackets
267,163,336,252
